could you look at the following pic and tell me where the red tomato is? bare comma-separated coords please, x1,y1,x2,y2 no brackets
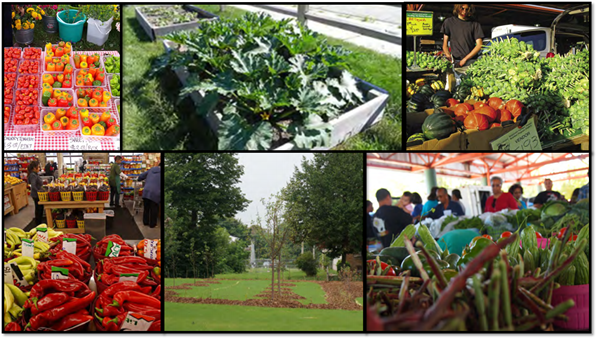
4,88,14,104
4,58,18,72
481,234,493,240
4,47,21,59
500,231,512,238
15,89,39,106
22,47,41,60
4,73,16,88
367,259,396,276
13,105,39,125
16,75,39,89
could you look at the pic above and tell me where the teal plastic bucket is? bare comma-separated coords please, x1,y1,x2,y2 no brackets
57,10,87,43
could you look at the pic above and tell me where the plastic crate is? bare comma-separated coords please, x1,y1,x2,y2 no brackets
4,73,17,88
75,87,111,109
73,51,104,70
74,69,107,88
66,219,76,228
4,104,12,131
44,44,74,58
4,87,14,105
77,219,85,229
40,108,79,136
80,109,120,140
38,191,49,202
73,191,84,201
101,54,120,74
114,99,120,116
17,59,42,75
41,72,73,89
4,47,22,59
16,74,41,89
60,191,72,201
11,105,40,133
42,52,75,72
55,219,66,228
106,73,120,98
4,58,19,73
15,88,40,106
22,47,42,60
39,88,74,109
85,191,97,201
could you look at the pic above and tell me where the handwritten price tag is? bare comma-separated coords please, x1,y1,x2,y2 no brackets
22,239,34,258
62,238,77,255
120,312,155,331
4,264,13,285
144,240,158,260
4,136,35,150
105,240,121,257
36,226,49,244
51,266,69,280
118,273,139,283
406,11,433,36
490,118,541,151
68,137,102,151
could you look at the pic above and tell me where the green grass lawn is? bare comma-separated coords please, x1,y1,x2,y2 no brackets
123,4,402,150
215,267,333,281
165,302,363,331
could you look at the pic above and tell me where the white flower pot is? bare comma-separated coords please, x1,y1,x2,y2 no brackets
86,16,113,46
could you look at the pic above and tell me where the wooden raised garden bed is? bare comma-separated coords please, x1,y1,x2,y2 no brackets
135,5,217,41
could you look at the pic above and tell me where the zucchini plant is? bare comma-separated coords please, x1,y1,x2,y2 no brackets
152,12,365,150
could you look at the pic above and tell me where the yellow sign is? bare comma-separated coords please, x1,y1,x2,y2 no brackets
406,11,433,36
490,118,541,151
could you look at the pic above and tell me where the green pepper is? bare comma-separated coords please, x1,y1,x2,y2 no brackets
52,82,62,88
42,91,52,106
92,80,102,86
98,121,107,129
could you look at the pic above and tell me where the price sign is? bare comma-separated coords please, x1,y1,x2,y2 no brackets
490,118,541,150
36,226,49,244
51,266,69,280
144,240,158,260
121,312,155,331
406,11,433,36
105,240,121,257
4,264,13,285
4,136,35,150
22,239,34,258
62,238,77,255
118,273,139,283
68,137,102,151
9,263,29,287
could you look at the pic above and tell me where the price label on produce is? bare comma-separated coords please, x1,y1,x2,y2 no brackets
62,238,77,255
105,240,121,257
120,312,155,331
406,11,433,36
9,262,29,287
144,240,158,260
118,273,139,283
4,136,35,150
490,118,541,151
68,137,102,151
51,266,69,280
4,264,13,285
36,226,49,244
22,239,34,258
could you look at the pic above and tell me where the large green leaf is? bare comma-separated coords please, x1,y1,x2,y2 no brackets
265,51,290,75
289,54,328,87
230,50,266,77
187,70,237,96
327,70,364,105
291,86,340,118
218,105,273,150
288,113,332,149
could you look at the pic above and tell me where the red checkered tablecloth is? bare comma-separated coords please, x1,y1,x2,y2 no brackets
4,50,120,150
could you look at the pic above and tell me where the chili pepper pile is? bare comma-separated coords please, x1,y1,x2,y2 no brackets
367,230,588,331
23,279,96,331
93,235,134,261
37,251,92,283
95,256,160,293
93,281,161,331
48,234,92,261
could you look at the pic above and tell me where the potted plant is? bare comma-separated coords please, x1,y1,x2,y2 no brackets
80,5,117,46
56,4,86,43
12,5,41,45
38,5,59,33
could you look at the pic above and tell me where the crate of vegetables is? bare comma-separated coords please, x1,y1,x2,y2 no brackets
74,68,106,88
16,74,41,89
40,107,80,135
4,47,22,59
4,73,17,88
4,87,14,105
108,74,120,98
15,88,39,106
11,105,40,132
102,55,120,74
17,59,41,75
73,52,103,70
22,47,42,60
5,59,18,73
43,54,74,73
42,72,73,89
39,88,74,109
80,108,120,139
44,41,73,58
4,105,12,130
75,87,112,108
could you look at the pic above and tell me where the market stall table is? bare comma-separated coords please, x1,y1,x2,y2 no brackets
3,51,121,151
38,199,108,232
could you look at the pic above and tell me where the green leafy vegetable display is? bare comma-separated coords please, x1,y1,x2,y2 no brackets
440,215,459,231
153,12,366,150
407,51,451,73
139,5,198,27
104,55,120,74
109,74,120,97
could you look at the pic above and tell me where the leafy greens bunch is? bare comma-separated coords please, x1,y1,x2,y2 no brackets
153,12,365,150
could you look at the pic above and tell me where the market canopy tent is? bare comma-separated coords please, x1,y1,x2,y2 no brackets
367,153,588,186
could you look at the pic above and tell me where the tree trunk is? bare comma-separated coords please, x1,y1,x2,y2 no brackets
341,252,347,267
277,251,281,296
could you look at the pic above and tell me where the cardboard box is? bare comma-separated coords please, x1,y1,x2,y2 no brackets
406,105,534,150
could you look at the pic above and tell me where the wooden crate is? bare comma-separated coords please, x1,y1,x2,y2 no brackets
135,5,217,41
12,182,29,213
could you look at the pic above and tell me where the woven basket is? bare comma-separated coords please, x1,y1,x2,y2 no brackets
98,191,109,201
38,191,49,202
60,191,72,201
49,192,61,201
55,219,66,229
66,219,77,228
73,191,84,201
77,220,85,229
85,191,97,201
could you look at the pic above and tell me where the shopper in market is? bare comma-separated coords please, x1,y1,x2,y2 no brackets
27,160,44,225
423,188,464,220
372,188,412,248
366,200,380,250
410,192,424,223
44,161,54,178
451,189,466,215
485,176,519,213
421,187,439,218
508,184,527,210
532,178,563,208
138,161,161,228
578,173,589,200
396,191,413,214
441,4,484,74
109,156,123,208
52,161,58,179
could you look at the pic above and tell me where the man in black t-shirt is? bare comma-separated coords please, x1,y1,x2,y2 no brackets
372,189,413,249
441,4,484,74
533,178,563,208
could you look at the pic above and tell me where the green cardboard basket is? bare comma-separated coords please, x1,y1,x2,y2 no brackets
57,10,86,43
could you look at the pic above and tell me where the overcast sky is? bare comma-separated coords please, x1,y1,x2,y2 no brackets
235,153,314,226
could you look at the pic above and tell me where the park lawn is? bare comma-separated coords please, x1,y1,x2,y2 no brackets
355,297,363,306
165,302,363,331
124,3,401,150
215,268,332,281
291,282,328,305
